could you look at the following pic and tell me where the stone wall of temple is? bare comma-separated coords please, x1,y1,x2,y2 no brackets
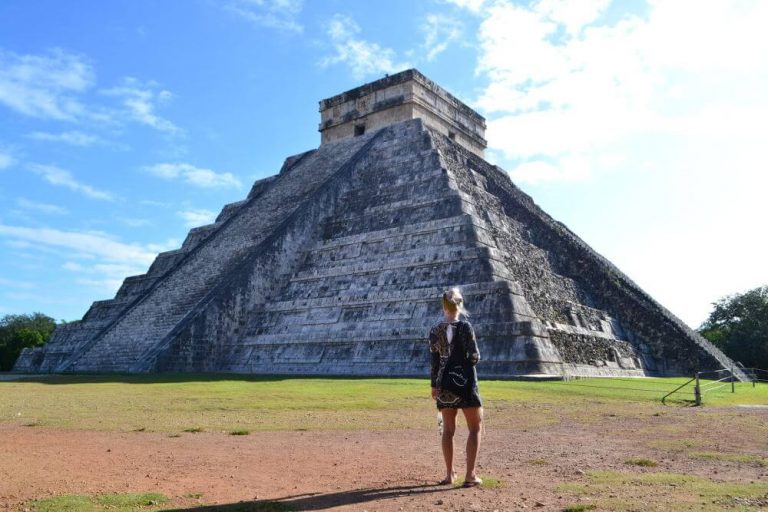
319,69,487,157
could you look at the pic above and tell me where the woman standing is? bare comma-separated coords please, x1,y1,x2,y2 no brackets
429,287,483,487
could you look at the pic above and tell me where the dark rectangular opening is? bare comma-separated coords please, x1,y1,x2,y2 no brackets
354,124,366,136
448,131,456,140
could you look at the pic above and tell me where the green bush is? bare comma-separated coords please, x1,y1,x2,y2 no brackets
0,313,57,371
699,285,768,370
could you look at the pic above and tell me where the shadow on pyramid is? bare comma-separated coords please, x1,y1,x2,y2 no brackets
15,70,741,380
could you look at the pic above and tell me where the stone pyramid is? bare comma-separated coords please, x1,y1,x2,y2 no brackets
15,69,741,379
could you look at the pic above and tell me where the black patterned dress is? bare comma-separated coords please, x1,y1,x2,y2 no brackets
429,319,482,410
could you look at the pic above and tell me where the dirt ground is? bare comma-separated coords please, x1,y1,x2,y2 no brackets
2,407,767,511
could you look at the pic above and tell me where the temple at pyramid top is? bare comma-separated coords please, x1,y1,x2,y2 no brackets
319,69,487,157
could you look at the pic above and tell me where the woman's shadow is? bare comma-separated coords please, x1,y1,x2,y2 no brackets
162,482,457,511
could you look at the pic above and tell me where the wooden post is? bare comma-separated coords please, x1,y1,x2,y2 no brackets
694,373,701,406
731,367,735,393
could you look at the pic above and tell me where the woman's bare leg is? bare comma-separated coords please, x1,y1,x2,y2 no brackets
462,407,483,484
440,408,458,483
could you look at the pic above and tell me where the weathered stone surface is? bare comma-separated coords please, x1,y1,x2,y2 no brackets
14,70,744,380
319,69,487,157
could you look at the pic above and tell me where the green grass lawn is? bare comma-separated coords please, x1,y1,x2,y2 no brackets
1,373,766,433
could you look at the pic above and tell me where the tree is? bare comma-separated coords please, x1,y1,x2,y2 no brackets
0,313,57,371
698,286,768,370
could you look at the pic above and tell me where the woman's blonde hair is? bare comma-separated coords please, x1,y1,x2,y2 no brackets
442,287,469,317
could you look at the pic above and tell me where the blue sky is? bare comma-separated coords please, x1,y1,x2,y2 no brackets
0,0,766,327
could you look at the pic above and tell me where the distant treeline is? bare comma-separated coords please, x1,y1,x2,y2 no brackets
698,285,768,371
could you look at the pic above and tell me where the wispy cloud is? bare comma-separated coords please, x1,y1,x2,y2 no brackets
225,0,304,33
139,199,173,208
0,223,178,295
101,77,179,134
0,48,93,121
119,217,152,228
0,224,158,265
320,14,410,79
63,260,153,293
28,163,115,201
421,14,464,61
16,197,69,215
144,162,241,189
177,209,216,228
27,130,102,147
0,148,14,169
442,0,487,13
0,277,36,290
0,47,183,141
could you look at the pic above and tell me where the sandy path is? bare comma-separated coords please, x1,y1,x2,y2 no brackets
1,408,767,511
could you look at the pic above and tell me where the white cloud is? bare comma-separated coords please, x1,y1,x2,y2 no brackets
535,0,612,36
0,224,158,266
28,163,115,201
225,0,304,33
119,217,151,228
177,209,216,228
64,260,156,294
421,14,464,62
0,148,14,169
471,0,768,184
0,48,93,120
144,162,241,189
508,156,592,184
139,199,173,208
0,48,182,138
27,130,102,146
320,14,411,79
443,0,487,14
0,223,178,296
16,198,69,215
101,77,179,134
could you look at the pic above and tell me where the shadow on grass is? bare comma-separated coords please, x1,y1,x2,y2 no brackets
2,373,419,385
161,484,449,511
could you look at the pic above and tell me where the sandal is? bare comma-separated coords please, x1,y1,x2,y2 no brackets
462,477,482,488
439,473,457,485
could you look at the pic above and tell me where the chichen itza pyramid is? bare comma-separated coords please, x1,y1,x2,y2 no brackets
15,69,741,379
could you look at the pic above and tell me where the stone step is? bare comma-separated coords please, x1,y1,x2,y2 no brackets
181,222,223,250
242,320,549,346
326,195,460,226
277,262,511,302
301,236,477,270
259,280,520,312
82,297,133,322
292,245,505,281
246,294,535,333
146,249,188,276
215,199,248,223
310,214,475,251
247,175,278,198
288,246,502,284
340,168,446,203
322,196,463,239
